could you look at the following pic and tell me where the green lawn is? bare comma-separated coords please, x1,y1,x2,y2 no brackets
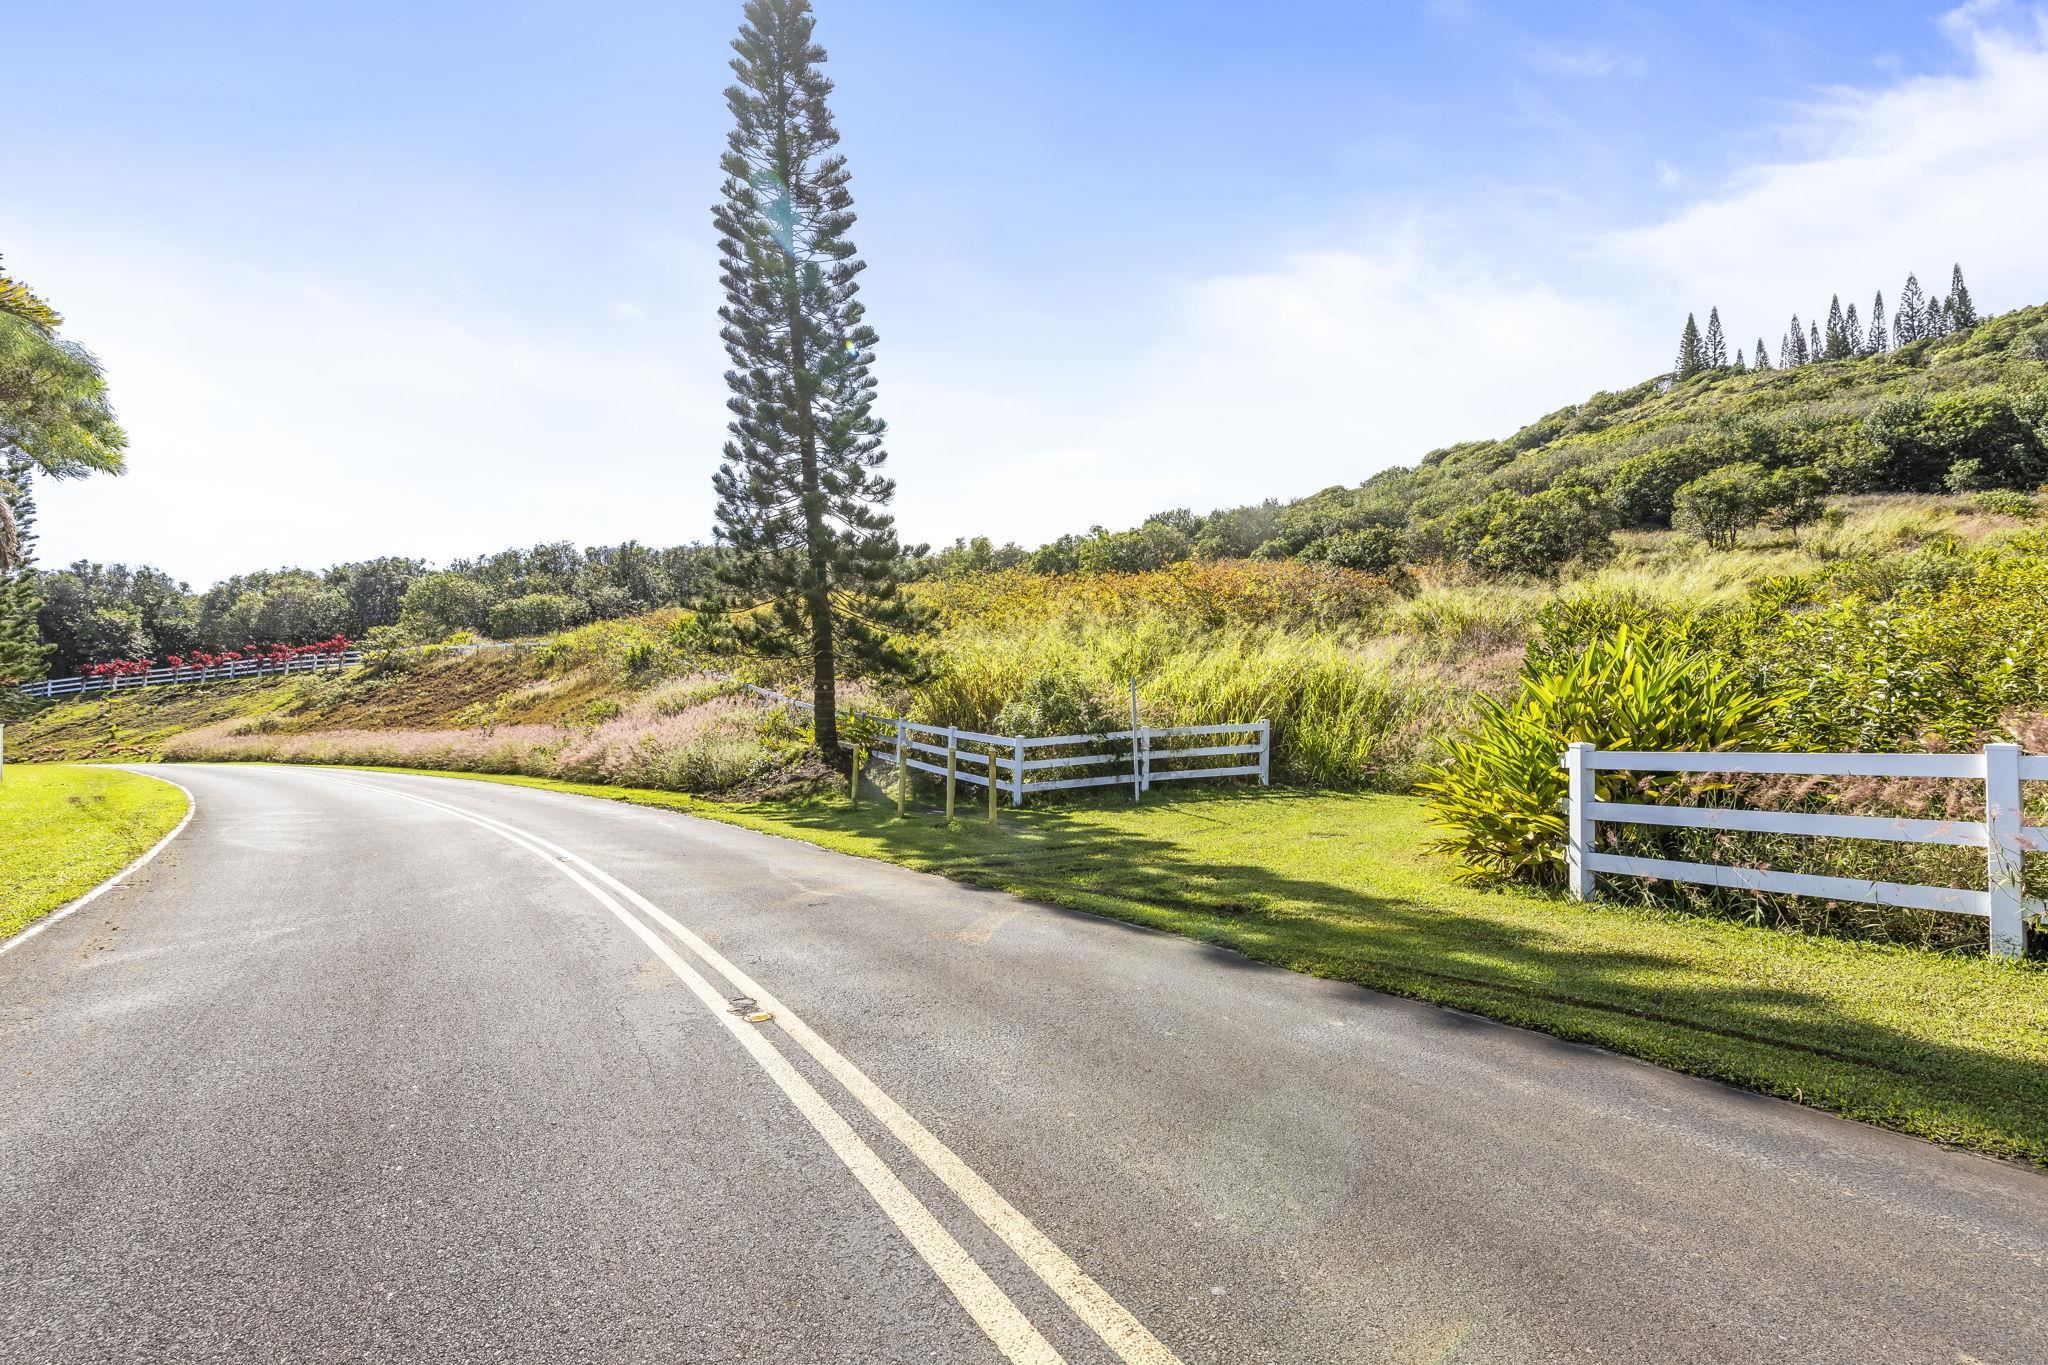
0,765,190,941
217,764,2048,1163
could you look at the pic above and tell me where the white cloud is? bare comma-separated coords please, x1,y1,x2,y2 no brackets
1604,4,2048,337
884,230,1651,546
1526,46,1648,79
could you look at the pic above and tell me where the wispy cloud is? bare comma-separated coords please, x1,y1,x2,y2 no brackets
1525,45,1647,79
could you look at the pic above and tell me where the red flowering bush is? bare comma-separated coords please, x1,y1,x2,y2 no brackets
82,659,153,679
82,637,352,680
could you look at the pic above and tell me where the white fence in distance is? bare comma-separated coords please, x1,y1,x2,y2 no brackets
742,684,1270,806
11,641,536,701
15,651,365,699
1562,742,2041,958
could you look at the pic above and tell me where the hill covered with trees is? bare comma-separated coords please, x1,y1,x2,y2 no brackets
944,272,2047,582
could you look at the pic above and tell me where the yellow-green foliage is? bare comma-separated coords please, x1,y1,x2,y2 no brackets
901,560,1475,787
0,765,188,938
916,613,1459,787
531,609,693,673
1746,541,2048,749
917,560,1394,633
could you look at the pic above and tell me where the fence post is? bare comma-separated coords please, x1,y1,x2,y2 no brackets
944,727,957,821
1011,736,1025,808
1140,728,1152,793
1258,720,1271,785
1986,742,2027,959
895,720,907,817
849,746,861,806
987,751,999,830
1565,742,1597,901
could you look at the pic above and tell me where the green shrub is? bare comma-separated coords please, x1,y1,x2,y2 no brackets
1972,488,2036,518
1299,526,1405,572
399,572,494,638
1673,463,1766,549
991,669,1124,738
487,592,584,639
1421,630,1780,884
1673,463,1826,548
1741,543,2048,748
358,624,415,673
1420,485,1615,578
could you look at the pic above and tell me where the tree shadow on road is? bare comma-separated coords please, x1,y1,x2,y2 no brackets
757,783,2048,1163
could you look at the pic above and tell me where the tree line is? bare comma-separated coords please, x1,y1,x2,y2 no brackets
1675,264,1980,378
26,541,718,678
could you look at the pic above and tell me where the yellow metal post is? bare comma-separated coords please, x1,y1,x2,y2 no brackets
987,751,998,830
849,747,861,805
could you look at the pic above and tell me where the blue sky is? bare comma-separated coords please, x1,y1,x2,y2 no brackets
9,0,2048,583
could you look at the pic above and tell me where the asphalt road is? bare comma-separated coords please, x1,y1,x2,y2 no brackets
4,764,2046,1364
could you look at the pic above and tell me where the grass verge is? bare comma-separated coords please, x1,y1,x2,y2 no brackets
212,763,2048,1164
0,765,190,941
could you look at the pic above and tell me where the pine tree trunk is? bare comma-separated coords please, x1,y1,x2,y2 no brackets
780,244,838,757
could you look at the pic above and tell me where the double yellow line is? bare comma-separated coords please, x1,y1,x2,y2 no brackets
332,773,1185,1365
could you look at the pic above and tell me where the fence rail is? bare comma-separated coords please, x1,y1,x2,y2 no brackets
14,651,366,699
1562,742,2040,958
11,641,535,700
742,684,1269,806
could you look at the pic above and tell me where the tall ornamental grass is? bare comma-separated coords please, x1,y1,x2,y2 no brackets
911,612,1470,788
166,677,807,795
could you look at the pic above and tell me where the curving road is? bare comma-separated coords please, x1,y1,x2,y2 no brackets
3,763,2046,1364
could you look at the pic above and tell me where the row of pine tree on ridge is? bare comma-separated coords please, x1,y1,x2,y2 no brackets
1674,264,1980,379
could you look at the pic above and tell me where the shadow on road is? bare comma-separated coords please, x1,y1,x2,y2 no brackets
760,784,2048,1162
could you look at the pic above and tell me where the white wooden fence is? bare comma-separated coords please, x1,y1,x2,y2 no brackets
14,651,364,699
1563,742,2040,958
11,641,538,701
743,684,1269,806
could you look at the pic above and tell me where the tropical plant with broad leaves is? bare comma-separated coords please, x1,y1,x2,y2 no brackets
1421,629,1781,884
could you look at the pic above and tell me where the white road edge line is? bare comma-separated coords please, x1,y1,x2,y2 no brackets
0,767,197,962
336,770,1186,1365
332,777,1069,1365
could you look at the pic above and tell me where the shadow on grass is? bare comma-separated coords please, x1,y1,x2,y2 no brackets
758,783,2048,1163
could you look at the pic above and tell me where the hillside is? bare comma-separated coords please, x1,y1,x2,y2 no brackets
12,494,2044,788
1008,302,2048,575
